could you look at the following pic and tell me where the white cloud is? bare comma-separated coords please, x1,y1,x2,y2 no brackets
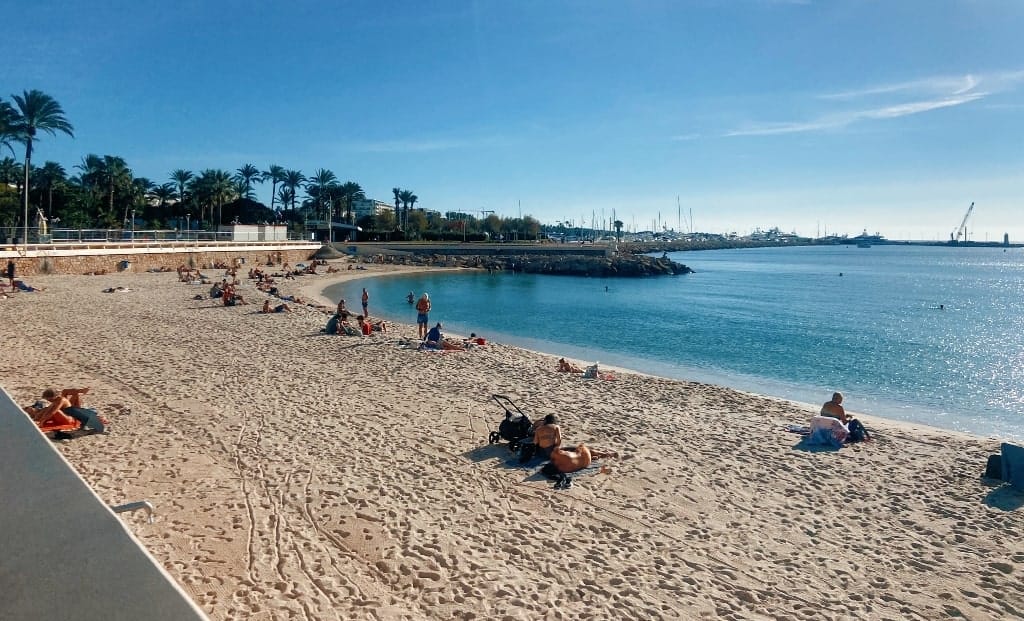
670,133,700,141
727,69,1022,137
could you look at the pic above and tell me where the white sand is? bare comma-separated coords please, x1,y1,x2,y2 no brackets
2,265,1023,620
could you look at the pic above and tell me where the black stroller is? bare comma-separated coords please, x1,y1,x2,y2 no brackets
488,394,536,456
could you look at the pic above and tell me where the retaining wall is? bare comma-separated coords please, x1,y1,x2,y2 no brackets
3,247,319,277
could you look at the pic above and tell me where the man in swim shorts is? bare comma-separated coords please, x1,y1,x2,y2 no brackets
416,293,431,339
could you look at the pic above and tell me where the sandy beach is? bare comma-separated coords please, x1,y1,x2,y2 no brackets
2,263,1023,620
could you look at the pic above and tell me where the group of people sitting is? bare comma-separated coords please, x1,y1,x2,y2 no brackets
210,281,247,306
529,414,618,481
557,358,610,380
324,303,388,336
23,387,108,436
808,392,871,446
420,322,467,351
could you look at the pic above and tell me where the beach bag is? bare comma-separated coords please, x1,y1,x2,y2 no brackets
984,454,1003,480
847,418,869,443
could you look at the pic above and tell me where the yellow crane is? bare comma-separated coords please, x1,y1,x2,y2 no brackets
950,202,975,243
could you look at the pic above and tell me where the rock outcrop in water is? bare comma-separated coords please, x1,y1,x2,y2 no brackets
485,253,692,277
371,251,692,277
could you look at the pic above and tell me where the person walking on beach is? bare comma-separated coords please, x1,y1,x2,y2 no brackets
361,287,369,317
6,260,14,288
416,293,431,339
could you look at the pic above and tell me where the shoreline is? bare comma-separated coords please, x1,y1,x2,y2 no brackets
309,262,1007,446
2,267,1020,620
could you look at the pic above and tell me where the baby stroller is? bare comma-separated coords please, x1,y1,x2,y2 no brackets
488,394,535,454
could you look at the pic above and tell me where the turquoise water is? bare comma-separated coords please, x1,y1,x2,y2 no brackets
326,245,1024,440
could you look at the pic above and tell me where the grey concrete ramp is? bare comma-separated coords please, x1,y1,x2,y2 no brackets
0,387,208,621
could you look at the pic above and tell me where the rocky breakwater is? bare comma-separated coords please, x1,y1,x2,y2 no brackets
490,253,692,277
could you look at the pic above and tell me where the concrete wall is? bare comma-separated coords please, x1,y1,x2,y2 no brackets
0,387,208,621
2,248,318,277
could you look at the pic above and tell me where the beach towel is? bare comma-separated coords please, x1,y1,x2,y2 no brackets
806,416,848,448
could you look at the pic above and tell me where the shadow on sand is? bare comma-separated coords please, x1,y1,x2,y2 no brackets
792,440,842,453
983,483,1024,511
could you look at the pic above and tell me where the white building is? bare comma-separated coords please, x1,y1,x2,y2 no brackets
351,199,394,220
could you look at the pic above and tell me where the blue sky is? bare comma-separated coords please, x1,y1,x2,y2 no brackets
3,1,1023,240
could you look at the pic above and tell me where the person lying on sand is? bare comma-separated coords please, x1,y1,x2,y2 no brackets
550,444,618,474
558,358,583,373
261,300,291,313
13,280,45,292
24,387,108,434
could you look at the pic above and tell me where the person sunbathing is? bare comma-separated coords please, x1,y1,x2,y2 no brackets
549,444,618,474
532,414,562,458
24,387,107,433
820,392,848,423
557,358,583,373
262,300,291,313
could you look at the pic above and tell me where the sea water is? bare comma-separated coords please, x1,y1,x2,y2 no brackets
325,245,1024,440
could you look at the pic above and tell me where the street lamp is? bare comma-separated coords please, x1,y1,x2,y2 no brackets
186,213,191,242
131,210,136,243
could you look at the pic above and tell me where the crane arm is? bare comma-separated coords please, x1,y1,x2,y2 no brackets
952,202,975,241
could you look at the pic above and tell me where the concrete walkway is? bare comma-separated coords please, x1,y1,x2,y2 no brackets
0,387,207,621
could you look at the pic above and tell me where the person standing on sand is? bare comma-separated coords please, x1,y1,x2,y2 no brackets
6,260,14,288
416,293,431,339
361,287,369,317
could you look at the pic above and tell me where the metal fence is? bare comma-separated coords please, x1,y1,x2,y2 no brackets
1,227,309,246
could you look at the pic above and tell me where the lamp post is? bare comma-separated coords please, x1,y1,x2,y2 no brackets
186,213,191,242
131,210,136,244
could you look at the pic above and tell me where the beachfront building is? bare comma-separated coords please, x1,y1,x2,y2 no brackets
351,198,394,220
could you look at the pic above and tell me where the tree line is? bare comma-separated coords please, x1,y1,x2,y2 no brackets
1,89,543,241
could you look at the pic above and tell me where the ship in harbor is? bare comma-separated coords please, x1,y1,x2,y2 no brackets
852,230,886,247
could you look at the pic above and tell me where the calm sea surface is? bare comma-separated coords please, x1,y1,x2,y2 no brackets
325,245,1024,440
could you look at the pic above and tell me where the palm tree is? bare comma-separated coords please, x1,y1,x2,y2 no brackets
306,168,338,222
283,169,305,211
613,219,624,241
399,189,415,230
262,164,285,213
0,99,17,157
392,187,402,228
98,155,133,225
36,161,66,216
8,89,74,244
152,183,176,209
340,181,365,225
192,169,236,227
0,157,20,185
170,169,193,208
75,154,105,222
234,163,261,200
277,187,295,213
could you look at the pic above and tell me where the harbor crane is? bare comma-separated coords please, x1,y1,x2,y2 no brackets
950,202,975,243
